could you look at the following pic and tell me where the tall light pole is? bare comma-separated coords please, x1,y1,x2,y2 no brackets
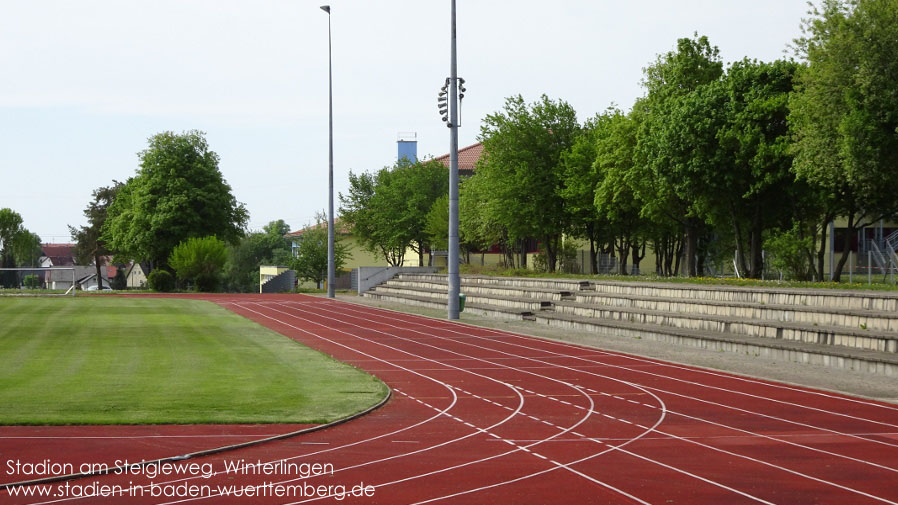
321,5,335,298
447,0,460,319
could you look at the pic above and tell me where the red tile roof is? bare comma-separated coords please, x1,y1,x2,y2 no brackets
433,142,483,175
285,218,350,238
40,243,76,266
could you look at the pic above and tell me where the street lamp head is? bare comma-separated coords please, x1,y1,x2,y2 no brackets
320,5,330,14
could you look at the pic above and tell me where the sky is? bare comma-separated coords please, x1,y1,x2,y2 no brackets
0,1,810,243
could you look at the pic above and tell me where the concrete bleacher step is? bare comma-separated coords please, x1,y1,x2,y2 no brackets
535,311,898,376
365,273,898,376
372,284,554,313
573,291,898,332
552,300,898,353
363,291,526,321
585,280,898,312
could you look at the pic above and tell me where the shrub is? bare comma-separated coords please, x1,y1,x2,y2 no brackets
764,226,815,281
23,274,40,289
147,270,175,292
169,236,228,292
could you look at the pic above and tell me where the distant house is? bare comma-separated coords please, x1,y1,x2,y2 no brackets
39,243,76,268
285,218,383,271
432,141,483,177
124,262,150,289
76,272,112,291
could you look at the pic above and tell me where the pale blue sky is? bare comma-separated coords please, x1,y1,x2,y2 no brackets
0,1,809,242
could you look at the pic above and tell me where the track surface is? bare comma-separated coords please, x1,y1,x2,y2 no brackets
3,293,898,504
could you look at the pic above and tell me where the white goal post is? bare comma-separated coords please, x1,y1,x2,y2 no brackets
0,267,76,296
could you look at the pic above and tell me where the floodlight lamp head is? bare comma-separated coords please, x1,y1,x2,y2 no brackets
320,5,330,14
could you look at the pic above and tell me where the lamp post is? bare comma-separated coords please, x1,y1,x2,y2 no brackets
447,0,460,319
321,5,335,298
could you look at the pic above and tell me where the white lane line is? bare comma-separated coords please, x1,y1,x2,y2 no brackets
346,303,898,453
328,301,898,502
282,302,670,505
256,302,626,505
313,303,798,505
16,303,464,505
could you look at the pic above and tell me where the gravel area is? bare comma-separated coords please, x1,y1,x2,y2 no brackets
336,294,898,405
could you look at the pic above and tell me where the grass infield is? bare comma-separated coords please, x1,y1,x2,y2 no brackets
0,297,388,425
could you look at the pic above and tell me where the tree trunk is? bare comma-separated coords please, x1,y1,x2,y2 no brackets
732,219,748,278
631,241,645,275
816,215,832,282
545,235,557,273
673,234,684,277
94,252,104,290
748,205,763,279
616,236,629,275
684,219,700,277
833,213,855,282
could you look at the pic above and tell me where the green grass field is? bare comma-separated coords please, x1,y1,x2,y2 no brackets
0,297,387,425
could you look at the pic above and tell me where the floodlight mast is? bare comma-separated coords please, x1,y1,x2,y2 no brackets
447,0,460,320
321,4,335,298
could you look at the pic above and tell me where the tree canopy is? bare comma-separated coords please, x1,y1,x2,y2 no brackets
339,158,448,266
790,0,898,280
103,130,248,269
291,213,350,287
473,94,580,271
69,183,122,289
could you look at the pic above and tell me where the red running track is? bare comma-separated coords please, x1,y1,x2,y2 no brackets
3,293,898,505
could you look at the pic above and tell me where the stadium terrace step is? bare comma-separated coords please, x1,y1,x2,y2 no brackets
371,284,554,313
362,290,525,321
572,291,898,333
584,280,898,312
552,301,898,353
535,311,898,376
364,273,898,376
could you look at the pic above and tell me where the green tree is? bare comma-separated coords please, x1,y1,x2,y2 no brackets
291,213,350,287
634,34,724,276
340,159,448,266
559,113,608,274
790,0,898,281
169,236,229,292
103,130,248,269
222,220,294,292
425,194,450,252
69,183,122,290
475,94,580,271
593,108,649,275
0,209,40,287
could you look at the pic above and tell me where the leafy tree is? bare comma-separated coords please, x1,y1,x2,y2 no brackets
340,159,448,266
790,0,898,281
459,175,515,266
291,213,350,287
592,108,648,275
559,113,609,274
475,94,580,271
222,220,294,292
169,236,229,292
263,219,291,237
69,183,121,290
634,34,724,276
0,208,40,287
11,230,42,268
103,130,248,269
425,195,450,251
